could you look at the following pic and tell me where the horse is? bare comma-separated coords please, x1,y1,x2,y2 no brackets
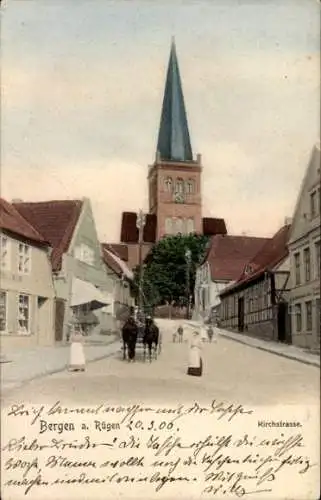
121,316,138,362
143,318,160,363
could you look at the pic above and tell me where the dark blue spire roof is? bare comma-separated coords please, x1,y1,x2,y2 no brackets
156,39,193,162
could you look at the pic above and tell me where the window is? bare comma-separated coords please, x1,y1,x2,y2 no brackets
185,179,195,194
0,291,7,333
175,218,184,234
310,191,317,218
164,177,172,192
186,218,194,234
175,178,184,194
294,252,300,285
295,304,302,332
0,235,10,270
165,218,172,235
18,243,31,274
305,301,312,331
18,294,30,334
303,247,311,282
315,241,320,279
75,244,94,266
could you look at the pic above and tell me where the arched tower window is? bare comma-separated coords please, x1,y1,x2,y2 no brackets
175,218,184,234
185,179,195,194
175,178,184,194
186,218,194,234
165,218,172,234
164,177,172,192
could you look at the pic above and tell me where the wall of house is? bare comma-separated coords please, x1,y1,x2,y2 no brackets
220,275,275,340
0,232,55,350
57,200,116,340
288,149,320,350
193,262,232,321
289,226,320,349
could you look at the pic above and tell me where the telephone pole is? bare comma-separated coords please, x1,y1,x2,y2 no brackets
185,248,192,319
136,210,146,315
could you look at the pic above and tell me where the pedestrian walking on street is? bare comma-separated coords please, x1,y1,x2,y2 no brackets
68,323,86,372
187,329,203,377
207,325,214,342
178,325,184,343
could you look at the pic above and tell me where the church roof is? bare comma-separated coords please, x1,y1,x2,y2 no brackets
156,39,193,162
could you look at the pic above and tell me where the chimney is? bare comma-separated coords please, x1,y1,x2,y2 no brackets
196,153,202,165
284,217,293,226
11,198,24,203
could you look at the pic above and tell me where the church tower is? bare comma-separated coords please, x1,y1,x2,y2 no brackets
148,39,202,241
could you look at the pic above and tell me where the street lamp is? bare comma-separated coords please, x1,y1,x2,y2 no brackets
136,209,146,315
185,248,192,319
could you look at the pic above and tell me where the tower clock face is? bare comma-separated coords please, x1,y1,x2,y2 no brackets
173,192,184,204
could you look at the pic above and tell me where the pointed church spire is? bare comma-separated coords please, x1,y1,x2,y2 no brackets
156,39,193,162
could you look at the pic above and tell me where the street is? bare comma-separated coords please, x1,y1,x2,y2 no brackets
2,319,319,408
1,320,320,500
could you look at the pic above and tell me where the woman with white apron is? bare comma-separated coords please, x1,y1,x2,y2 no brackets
68,320,86,372
187,329,203,377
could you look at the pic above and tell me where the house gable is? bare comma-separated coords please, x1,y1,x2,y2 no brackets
289,143,320,245
68,198,105,273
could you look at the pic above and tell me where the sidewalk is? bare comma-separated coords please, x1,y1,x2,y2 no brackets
0,335,120,394
216,328,320,368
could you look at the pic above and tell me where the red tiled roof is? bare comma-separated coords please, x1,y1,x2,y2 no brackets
220,224,291,296
0,198,47,244
13,200,83,271
237,224,291,283
120,212,157,243
202,217,227,236
105,243,128,262
101,245,123,276
101,243,133,279
205,234,270,281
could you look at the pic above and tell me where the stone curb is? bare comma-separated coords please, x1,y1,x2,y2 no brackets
1,338,120,396
219,333,320,368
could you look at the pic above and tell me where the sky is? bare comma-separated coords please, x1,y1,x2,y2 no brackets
1,0,320,242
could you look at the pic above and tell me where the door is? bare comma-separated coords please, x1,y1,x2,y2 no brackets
238,297,244,332
277,302,287,343
55,299,65,342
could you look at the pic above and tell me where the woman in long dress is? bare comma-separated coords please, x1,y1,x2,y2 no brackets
69,325,86,372
187,330,203,377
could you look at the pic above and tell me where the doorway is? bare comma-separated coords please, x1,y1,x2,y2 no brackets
277,302,288,343
55,299,65,341
238,297,244,332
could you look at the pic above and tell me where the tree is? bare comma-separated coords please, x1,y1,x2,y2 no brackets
131,233,209,310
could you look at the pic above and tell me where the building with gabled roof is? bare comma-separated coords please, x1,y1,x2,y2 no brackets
0,198,55,349
287,142,320,350
14,198,115,341
194,234,269,321
13,199,83,272
112,39,227,271
101,244,134,323
219,223,292,343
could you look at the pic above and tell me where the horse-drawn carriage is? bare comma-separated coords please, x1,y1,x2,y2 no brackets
121,315,162,362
